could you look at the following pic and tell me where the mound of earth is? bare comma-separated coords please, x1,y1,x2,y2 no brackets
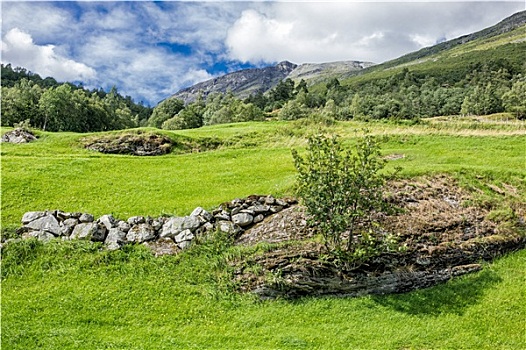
83,132,172,156
232,175,525,299
1,128,37,144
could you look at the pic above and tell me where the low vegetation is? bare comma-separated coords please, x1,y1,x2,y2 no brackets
1,17,525,348
2,116,525,349
292,133,398,263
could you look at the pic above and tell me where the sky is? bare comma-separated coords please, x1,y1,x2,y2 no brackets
1,1,524,105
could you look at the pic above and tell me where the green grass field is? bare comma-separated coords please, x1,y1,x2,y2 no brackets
2,118,525,349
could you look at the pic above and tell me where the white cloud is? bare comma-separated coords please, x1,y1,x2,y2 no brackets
1,28,96,82
225,2,525,63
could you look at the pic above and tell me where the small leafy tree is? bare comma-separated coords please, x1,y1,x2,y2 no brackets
292,133,396,263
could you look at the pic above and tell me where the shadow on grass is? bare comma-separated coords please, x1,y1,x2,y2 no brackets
371,269,501,316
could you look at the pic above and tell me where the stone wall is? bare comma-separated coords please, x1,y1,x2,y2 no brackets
16,195,297,254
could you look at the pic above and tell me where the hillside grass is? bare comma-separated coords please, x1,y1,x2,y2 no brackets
1,118,526,349
334,24,526,90
2,119,524,228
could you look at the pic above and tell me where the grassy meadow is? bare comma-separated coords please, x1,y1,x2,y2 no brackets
1,117,526,349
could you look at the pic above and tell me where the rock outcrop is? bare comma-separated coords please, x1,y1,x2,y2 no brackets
1,128,37,144
83,132,172,156
231,176,526,299
172,61,298,104
170,60,375,104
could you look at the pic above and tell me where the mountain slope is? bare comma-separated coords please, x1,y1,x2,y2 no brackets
172,61,297,104
287,61,375,84
171,60,372,104
375,10,526,71
170,10,525,104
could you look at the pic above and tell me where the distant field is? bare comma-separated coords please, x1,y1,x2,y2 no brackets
1,118,525,349
2,119,524,227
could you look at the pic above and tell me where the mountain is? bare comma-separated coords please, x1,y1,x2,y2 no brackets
374,10,526,71
172,61,297,104
287,61,375,84
171,10,525,105
171,60,373,104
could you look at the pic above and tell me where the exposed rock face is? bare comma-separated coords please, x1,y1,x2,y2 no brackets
236,206,310,245
170,60,377,104
83,133,172,156
1,128,37,144
287,61,375,84
172,61,298,104
231,176,526,299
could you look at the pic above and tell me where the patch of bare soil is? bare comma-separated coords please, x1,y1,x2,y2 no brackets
83,132,172,156
232,175,525,299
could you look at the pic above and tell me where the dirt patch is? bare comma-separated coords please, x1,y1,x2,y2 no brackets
383,153,406,161
82,132,173,156
232,175,525,299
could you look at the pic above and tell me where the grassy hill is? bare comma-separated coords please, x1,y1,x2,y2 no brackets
2,117,525,349
336,17,526,90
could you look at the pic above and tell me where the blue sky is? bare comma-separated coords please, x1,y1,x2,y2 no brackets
1,1,524,105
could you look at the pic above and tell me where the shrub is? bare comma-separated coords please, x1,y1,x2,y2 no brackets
292,133,397,265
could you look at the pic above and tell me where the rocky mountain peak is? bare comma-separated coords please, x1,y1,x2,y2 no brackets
170,60,370,104
276,61,298,72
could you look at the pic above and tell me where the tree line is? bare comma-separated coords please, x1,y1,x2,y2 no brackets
2,57,525,133
1,64,152,132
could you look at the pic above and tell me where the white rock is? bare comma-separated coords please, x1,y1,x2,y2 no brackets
174,229,194,243
21,211,47,224
25,215,61,236
232,213,253,227
99,214,116,230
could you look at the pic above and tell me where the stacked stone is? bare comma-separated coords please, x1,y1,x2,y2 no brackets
17,195,297,252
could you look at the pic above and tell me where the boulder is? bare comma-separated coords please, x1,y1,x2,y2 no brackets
253,214,265,224
105,228,127,244
232,213,253,227
1,128,37,144
21,211,47,224
117,220,131,232
191,207,213,223
105,228,128,250
79,213,94,223
270,206,283,214
217,221,242,235
71,223,98,240
174,229,194,244
24,214,62,236
99,214,116,230
264,196,276,205
28,231,55,242
126,223,156,243
160,216,201,238
214,211,230,221
151,219,163,232
251,205,271,214
128,216,145,225
60,218,79,236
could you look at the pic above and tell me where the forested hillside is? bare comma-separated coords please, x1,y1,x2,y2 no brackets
2,11,525,132
1,64,152,132
152,17,525,130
